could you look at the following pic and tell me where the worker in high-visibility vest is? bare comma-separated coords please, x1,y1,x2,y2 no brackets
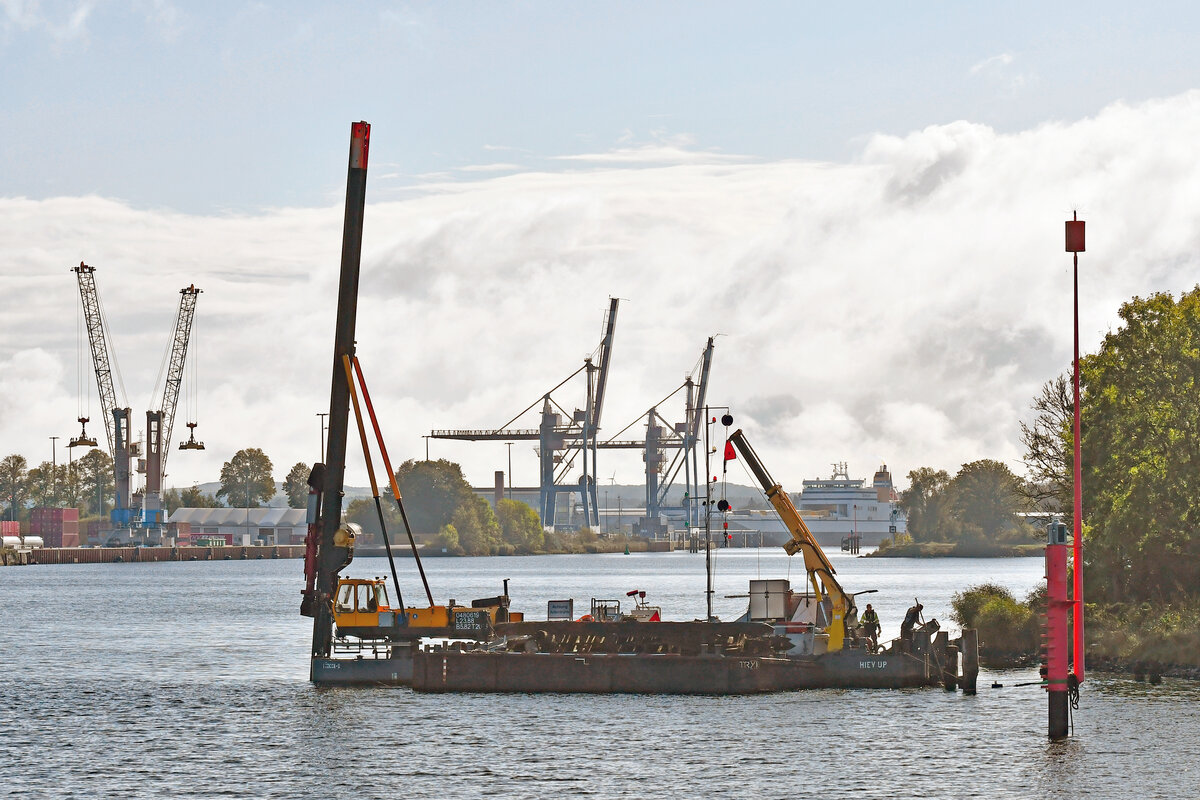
860,603,881,650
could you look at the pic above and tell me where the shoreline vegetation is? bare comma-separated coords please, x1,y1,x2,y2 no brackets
867,541,1043,558
421,529,650,557
953,584,1200,676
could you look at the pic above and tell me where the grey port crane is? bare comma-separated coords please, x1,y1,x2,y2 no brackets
71,263,202,531
430,298,619,529
583,336,714,537
144,284,203,521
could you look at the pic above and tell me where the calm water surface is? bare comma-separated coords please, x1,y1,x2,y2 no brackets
2,550,1197,798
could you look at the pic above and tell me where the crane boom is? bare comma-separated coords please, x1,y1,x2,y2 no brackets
72,263,123,456
688,337,715,441
726,428,855,651
589,297,619,428
157,285,201,478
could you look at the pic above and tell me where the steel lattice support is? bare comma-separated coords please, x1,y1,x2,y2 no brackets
157,285,201,481
72,264,120,457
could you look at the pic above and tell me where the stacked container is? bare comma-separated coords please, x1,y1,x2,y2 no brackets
30,507,81,548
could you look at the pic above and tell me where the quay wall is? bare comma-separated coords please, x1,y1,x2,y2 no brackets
28,545,305,565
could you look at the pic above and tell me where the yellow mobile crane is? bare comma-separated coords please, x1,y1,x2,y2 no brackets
726,429,857,651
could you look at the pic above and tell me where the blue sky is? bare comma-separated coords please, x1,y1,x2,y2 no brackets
4,2,1200,492
6,2,1199,211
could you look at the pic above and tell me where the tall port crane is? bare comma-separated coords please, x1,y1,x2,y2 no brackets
72,263,201,529
430,298,619,528
144,284,202,522
72,263,134,521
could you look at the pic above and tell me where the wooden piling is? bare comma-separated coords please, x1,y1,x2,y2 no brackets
943,644,959,691
960,628,979,695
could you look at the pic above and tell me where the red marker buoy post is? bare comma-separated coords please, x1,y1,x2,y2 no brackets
1066,214,1086,689
1046,521,1071,738
1045,213,1086,739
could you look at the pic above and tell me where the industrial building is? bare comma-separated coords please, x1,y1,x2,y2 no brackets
166,507,307,546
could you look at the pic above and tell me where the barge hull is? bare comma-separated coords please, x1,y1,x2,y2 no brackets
311,652,414,686
410,649,936,694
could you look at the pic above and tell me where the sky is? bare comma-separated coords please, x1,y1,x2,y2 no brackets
4,1,1200,495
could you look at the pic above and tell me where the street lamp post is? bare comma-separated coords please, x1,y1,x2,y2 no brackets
505,442,514,500
50,436,59,505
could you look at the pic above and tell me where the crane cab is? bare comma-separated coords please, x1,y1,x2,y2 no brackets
332,577,523,641
333,578,398,638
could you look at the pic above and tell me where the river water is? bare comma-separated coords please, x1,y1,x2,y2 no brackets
2,549,1197,798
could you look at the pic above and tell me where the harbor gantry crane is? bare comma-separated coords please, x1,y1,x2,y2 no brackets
71,264,202,531
430,298,619,529
594,336,715,537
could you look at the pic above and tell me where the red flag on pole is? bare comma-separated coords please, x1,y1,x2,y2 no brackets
724,440,736,461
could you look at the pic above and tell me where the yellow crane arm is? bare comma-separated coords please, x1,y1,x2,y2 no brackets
726,429,855,650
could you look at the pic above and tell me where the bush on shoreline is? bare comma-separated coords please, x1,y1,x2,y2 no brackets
950,583,1200,670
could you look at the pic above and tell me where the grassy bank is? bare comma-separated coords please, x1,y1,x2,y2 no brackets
421,535,651,557
868,541,1043,558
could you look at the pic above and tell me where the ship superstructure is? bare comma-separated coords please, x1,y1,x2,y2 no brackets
792,463,907,548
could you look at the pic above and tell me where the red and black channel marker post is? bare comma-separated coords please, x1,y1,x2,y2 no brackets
1046,521,1072,738
1066,213,1086,690
1045,212,1087,739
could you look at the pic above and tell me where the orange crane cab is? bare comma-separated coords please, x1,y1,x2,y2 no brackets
332,576,523,641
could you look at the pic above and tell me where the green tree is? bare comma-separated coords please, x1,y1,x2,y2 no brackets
181,485,219,507
162,487,185,514
0,454,29,521
1018,374,1072,513
948,459,1028,542
26,461,61,508
284,462,311,509
217,448,275,508
1077,289,1200,602
394,459,473,534
61,459,85,508
75,449,114,516
496,498,544,553
451,495,501,555
431,523,462,555
344,496,403,544
899,467,951,541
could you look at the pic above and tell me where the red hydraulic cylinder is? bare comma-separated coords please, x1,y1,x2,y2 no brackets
1046,522,1071,738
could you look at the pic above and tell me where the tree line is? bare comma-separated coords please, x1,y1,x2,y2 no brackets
2,444,543,557
2,449,115,520
898,459,1038,545
0,446,312,521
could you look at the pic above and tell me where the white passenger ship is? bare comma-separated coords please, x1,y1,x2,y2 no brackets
792,463,907,548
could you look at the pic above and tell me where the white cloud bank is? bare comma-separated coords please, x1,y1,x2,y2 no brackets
5,91,1200,493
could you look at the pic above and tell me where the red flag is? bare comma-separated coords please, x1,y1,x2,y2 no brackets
724,440,736,461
